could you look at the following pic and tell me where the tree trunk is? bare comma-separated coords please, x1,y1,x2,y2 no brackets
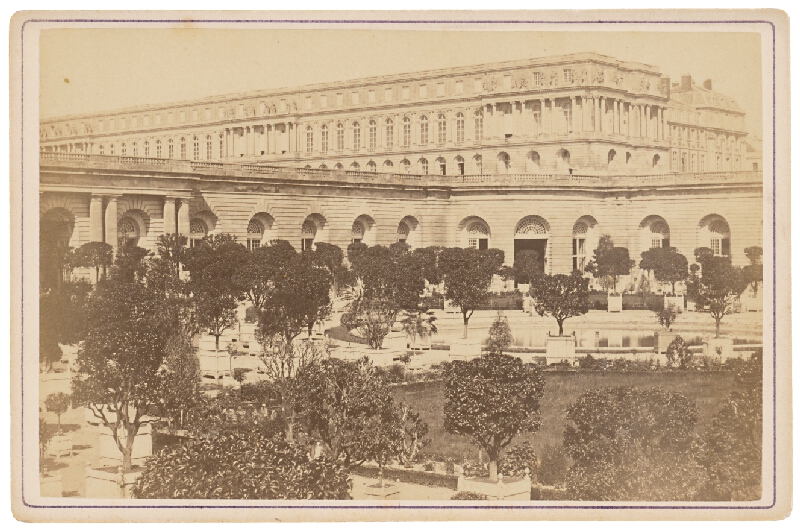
715,318,721,338
488,460,498,482
215,334,220,351
122,446,133,473
557,320,564,336
463,322,468,339
672,282,676,295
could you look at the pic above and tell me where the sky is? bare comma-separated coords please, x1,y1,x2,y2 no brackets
39,28,764,137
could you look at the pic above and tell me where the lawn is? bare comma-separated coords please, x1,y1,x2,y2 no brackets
392,370,735,461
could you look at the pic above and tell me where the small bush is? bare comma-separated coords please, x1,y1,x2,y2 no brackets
666,336,693,369
451,491,488,500
500,441,538,479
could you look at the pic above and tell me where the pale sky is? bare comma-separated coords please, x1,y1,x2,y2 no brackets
40,28,763,137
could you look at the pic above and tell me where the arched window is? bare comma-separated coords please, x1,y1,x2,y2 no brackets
608,149,616,165
572,222,588,272
334,162,343,170
301,220,316,251
336,123,344,152
437,114,447,146
456,113,465,145
454,155,465,175
526,151,541,172
320,124,328,153
474,110,484,142
247,220,263,250
180,138,186,159
118,217,139,246
304,165,312,169
192,136,199,161
400,159,410,174
368,120,377,150
497,152,510,174
110,144,115,156
206,135,212,160
419,116,429,145
627,152,632,164
156,140,162,158
306,126,314,154
402,117,411,147
419,158,428,175
99,144,105,155
383,160,394,168
385,119,394,149
189,219,207,248
352,122,361,152
467,222,489,249
653,154,661,167
121,143,127,156
319,164,328,170
473,154,482,174
132,142,138,157
351,221,364,244
397,222,410,244
143,140,150,157
436,157,446,176
168,139,174,159
367,160,377,173
650,221,670,248
350,161,360,170
709,220,731,257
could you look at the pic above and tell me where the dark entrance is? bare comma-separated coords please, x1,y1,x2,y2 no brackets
514,238,547,273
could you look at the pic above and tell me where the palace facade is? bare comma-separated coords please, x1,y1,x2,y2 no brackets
39,52,762,290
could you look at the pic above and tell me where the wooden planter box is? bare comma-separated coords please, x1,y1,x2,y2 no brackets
47,433,73,458
40,472,62,497
457,475,532,500
449,338,482,359
407,334,432,351
545,335,576,365
607,294,623,312
85,467,142,499
664,295,684,312
655,331,678,354
703,336,735,361
98,422,153,468
686,300,697,312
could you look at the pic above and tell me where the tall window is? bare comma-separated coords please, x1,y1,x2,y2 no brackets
247,220,262,251
110,144,115,155
336,123,344,152
121,143,127,156
650,221,670,249
533,103,542,132
563,103,573,133
437,114,447,146
710,220,730,257
306,126,314,154
563,69,574,84
206,135,212,160
219,134,224,158
419,158,428,175
352,122,361,152
385,119,394,149
168,139,174,159
144,140,150,157
156,140,162,158
320,125,328,153
456,113,464,145
367,160,377,172
192,136,199,161
132,142,138,157
402,117,411,147
368,120,377,150
474,111,483,142
437,158,446,175
180,138,186,159
419,116,429,145
99,144,105,155
572,222,587,272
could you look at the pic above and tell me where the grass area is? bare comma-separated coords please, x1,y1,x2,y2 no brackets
393,370,735,461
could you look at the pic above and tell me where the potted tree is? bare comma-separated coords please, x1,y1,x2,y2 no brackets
653,305,679,354
585,235,633,313
639,247,689,312
529,272,589,365
44,392,72,458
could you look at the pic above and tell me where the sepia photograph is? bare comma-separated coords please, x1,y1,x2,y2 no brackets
9,9,791,522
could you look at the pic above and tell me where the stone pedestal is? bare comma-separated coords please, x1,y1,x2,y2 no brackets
607,294,622,312
199,349,231,378
85,467,142,499
664,295,684,312
382,330,407,352
363,482,400,498
40,472,62,497
457,475,531,500
47,433,73,458
98,422,152,468
686,300,697,312
655,331,678,354
407,333,432,351
545,335,576,365
741,295,763,312
703,336,735,361
450,338,482,359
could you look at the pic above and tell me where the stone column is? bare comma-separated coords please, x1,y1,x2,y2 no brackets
640,105,646,138
613,100,619,134
645,105,651,138
593,96,600,132
659,107,665,140
177,198,191,238
163,197,177,235
89,195,104,242
104,196,119,252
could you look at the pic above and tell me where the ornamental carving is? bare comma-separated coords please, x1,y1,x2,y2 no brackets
639,76,651,91
245,105,255,117
580,69,589,85
572,222,588,236
482,76,497,92
549,70,559,86
270,103,277,114
81,122,93,134
650,221,670,235
510,75,528,90
227,107,236,118
301,220,316,236
351,222,364,237
65,123,76,136
118,218,138,239
612,70,623,87
291,100,298,113
659,81,668,96
467,223,489,236
516,218,547,235
709,220,730,234
592,68,604,85
190,219,207,235
397,223,410,236
247,220,263,234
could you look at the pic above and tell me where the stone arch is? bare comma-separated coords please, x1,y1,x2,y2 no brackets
639,215,671,252
435,157,447,176
572,215,599,273
191,209,219,236
497,152,511,174
652,154,661,168
397,215,420,247
458,215,491,249
117,208,150,248
39,194,84,221
453,155,465,176
301,213,328,250
556,148,571,173
351,214,377,245
698,214,731,258
526,150,541,172
514,215,551,274
246,212,276,250
245,199,275,224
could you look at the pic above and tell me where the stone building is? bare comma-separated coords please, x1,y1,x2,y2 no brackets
39,52,762,290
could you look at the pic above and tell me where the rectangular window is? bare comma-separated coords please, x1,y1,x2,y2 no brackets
192,110,198,121
437,82,445,97
419,84,427,98
533,72,544,86
455,80,464,95
402,86,410,100
369,124,377,150
563,69,574,84
474,78,482,92
305,97,312,110
385,122,393,149
168,142,173,158
572,238,586,271
403,120,411,147
247,240,261,251
420,120,429,145
155,115,162,125
98,120,104,132
651,238,662,249
711,239,720,256
320,95,328,108
336,93,343,106
321,128,328,153
563,105,572,133
301,238,314,251
368,90,376,103
353,125,361,151
468,238,478,249
351,91,359,105
456,117,464,145
384,87,393,102
475,114,483,142
132,116,138,128
306,131,313,154
179,111,186,123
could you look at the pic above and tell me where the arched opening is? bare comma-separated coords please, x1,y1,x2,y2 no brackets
572,216,599,273
652,154,661,168
526,151,541,172
497,152,511,174
366,160,377,173
418,158,428,175
350,161,360,171
459,217,491,249
118,216,140,247
301,214,327,251
698,215,731,257
473,154,483,175
639,215,670,252
383,160,394,170
435,157,446,176
40,208,75,290
454,155,465,176
400,159,411,174
189,218,209,248
514,216,550,275
247,214,274,250
556,149,571,173
334,162,343,170
319,164,328,170
397,216,420,247
608,149,617,166
626,152,632,164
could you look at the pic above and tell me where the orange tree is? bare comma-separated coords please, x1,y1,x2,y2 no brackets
639,246,689,295
529,272,589,336
443,353,545,482
584,235,633,293
689,251,748,338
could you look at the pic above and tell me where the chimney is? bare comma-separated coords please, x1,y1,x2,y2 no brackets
703,79,713,90
681,75,692,89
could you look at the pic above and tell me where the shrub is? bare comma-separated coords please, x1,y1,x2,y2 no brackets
133,424,351,499
451,491,488,500
499,440,538,480
44,392,70,434
666,336,693,368
537,444,570,486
